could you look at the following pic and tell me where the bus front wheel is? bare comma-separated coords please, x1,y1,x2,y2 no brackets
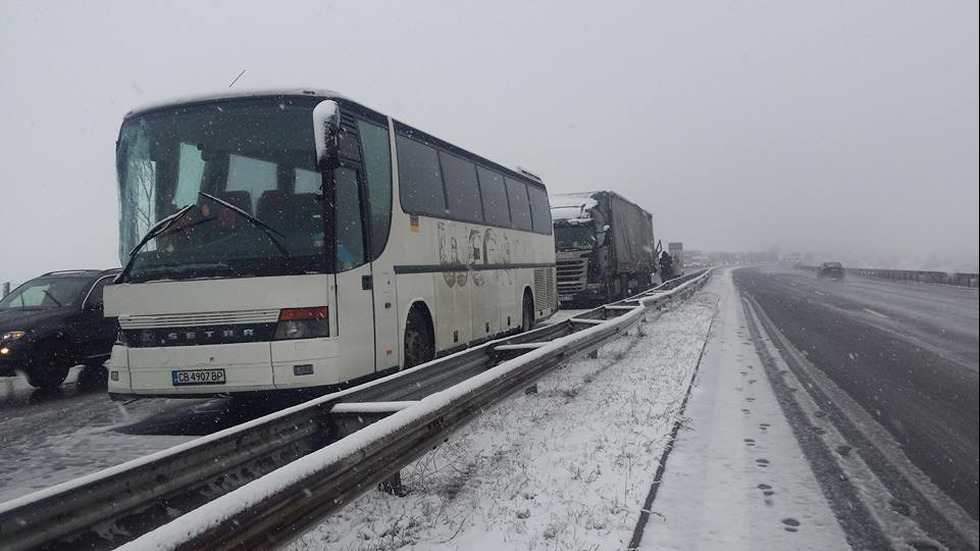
403,309,434,370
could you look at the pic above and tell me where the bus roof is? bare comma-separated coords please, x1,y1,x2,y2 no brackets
124,88,350,118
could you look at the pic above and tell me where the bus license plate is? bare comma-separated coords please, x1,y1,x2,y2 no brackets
172,369,226,386
559,294,573,302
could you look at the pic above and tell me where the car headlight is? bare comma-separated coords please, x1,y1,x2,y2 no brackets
1,330,26,342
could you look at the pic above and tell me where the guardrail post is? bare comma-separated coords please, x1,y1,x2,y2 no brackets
379,471,408,497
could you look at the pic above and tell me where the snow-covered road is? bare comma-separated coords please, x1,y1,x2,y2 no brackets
0,368,200,502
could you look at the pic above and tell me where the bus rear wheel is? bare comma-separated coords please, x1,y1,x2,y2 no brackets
403,309,434,369
521,291,535,332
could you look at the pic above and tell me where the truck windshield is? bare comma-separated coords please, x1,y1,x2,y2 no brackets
554,224,596,251
116,97,327,282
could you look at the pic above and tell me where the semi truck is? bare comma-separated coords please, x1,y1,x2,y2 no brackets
550,191,656,305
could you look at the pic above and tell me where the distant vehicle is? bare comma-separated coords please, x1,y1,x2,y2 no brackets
0,269,120,388
551,191,655,304
817,262,845,280
105,90,556,400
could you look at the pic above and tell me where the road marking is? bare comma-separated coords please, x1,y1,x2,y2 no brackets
862,308,889,319
814,291,827,296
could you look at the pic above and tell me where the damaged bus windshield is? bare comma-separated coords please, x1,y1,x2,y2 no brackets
116,98,328,282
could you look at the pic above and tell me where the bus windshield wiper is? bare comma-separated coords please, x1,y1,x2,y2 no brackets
198,192,293,260
117,204,195,282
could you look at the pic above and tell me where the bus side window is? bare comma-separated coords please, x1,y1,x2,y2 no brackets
396,135,446,217
477,167,510,227
334,167,366,271
526,185,552,234
440,151,483,223
505,177,533,231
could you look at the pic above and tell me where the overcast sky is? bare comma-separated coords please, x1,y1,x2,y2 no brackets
1,0,977,284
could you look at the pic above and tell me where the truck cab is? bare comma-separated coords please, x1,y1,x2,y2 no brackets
550,192,655,305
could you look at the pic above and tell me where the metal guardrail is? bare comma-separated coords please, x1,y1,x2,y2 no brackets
0,270,711,551
797,265,978,289
849,268,978,288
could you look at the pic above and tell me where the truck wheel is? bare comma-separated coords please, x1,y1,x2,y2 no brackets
619,274,630,300
639,273,651,291
403,309,434,369
604,277,616,305
521,291,535,332
26,349,71,390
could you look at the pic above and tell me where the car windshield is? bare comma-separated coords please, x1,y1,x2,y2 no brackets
116,98,327,282
0,277,90,309
554,224,596,251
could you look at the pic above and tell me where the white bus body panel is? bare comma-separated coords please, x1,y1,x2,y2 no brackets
104,274,382,395
386,210,555,355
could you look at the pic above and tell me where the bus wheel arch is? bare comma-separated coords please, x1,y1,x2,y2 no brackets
403,301,435,369
520,287,535,332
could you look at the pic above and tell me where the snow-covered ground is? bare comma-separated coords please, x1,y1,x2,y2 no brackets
289,282,718,550
638,270,849,550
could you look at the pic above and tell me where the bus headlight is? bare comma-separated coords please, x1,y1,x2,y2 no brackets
274,307,330,340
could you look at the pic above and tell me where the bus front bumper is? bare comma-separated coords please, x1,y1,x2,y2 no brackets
108,338,344,398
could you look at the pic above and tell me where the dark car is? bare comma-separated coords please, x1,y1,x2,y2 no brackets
0,269,119,389
817,262,845,280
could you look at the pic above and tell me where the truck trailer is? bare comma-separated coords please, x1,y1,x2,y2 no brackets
550,191,656,305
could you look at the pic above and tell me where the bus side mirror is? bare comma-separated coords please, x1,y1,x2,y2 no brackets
313,100,341,169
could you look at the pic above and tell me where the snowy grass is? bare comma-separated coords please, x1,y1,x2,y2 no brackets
289,291,719,551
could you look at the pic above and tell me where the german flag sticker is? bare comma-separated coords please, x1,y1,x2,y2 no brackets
410,215,420,233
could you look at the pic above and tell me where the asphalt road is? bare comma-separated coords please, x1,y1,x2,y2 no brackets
0,367,294,503
734,266,979,519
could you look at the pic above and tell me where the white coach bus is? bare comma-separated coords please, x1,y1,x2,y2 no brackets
105,89,556,399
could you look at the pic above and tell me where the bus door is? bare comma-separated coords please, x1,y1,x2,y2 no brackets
332,167,377,379
356,118,399,373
